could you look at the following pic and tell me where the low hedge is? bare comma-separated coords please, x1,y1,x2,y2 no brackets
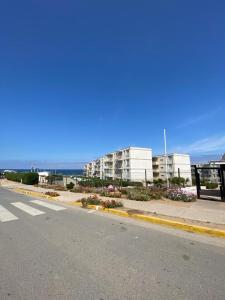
126,187,164,201
79,178,143,188
5,172,39,185
205,182,218,189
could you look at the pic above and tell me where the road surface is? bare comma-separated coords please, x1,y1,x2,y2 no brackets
0,188,225,300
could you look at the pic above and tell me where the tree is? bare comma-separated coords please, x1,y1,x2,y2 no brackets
153,178,165,188
169,177,186,187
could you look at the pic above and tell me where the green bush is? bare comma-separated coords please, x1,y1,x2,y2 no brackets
79,178,142,188
22,173,39,185
85,195,101,205
128,181,143,187
127,190,150,201
81,198,89,208
169,177,186,187
206,182,218,189
66,182,75,190
5,172,39,185
126,187,163,201
80,196,122,208
45,191,60,197
153,179,165,187
101,199,123,209
100,190,122,198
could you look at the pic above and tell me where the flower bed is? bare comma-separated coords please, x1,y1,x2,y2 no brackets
45,191,60,197
101,199,123,209
126,187,164,201
166,188,196,202
80,196,123,209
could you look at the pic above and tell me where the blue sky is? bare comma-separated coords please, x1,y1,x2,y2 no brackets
0,0,225,168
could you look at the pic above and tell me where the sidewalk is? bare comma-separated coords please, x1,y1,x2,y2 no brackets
1,179,225,225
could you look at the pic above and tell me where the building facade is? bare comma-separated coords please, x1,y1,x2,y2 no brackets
84,147,153,183
152,153,192,184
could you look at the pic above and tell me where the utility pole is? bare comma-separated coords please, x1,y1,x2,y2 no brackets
164,129,169,188
178,167,180,179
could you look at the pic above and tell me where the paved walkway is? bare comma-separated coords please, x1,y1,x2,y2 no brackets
1,180,225,225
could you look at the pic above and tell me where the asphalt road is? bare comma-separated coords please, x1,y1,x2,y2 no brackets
0,188,225,300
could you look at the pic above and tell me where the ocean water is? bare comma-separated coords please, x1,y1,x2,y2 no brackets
1,169,84,176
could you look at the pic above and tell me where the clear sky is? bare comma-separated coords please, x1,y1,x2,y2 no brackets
0,0,225,168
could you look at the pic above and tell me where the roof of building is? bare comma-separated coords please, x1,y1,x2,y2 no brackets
153,153,190,158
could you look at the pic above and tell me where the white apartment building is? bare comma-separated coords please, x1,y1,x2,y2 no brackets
84,147,153,183
152,153,192,184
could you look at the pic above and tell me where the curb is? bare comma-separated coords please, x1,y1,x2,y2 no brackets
94,207,225,239
13,188,56,200
12,187,225,239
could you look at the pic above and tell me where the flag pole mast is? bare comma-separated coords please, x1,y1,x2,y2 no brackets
164,129,169,188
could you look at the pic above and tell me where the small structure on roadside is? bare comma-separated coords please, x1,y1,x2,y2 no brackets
38,171,51,184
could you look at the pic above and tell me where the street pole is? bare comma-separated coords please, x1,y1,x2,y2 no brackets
164,129,169,188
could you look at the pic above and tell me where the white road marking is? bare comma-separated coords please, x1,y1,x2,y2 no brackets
0,205,18,222
87,210,96,214
30,200,66,211
11,202,45,216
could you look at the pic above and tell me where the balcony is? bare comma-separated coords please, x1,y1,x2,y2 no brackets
104,166,113,170
153,172,159,177
115,151,123,160
115,165,122,170
105,157,113,162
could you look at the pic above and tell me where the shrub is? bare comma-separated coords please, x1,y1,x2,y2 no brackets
79,196,123,208
86,195,101,205
153,179,165,188
205,182,218,189
78,178,141,188
169,177,186,187
126,187,163,201
66,182,75,190
100,190,122,198
127,189,150,201
5,172,39,185
72,186,98,193
45,191,60,197
101,199,123,209
166,188,196,202
22,173,39,185
128,181,143,187
81,198,89,208
119,188,128,195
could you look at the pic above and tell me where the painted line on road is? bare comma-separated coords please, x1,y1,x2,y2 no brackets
30,200,66,211
0,205,18,222
11,202,45,216
87,210,96,214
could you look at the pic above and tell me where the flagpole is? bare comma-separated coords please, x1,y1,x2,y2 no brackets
164,129,169,188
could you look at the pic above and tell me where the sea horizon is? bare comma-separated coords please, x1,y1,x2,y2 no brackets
0,169,84,176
